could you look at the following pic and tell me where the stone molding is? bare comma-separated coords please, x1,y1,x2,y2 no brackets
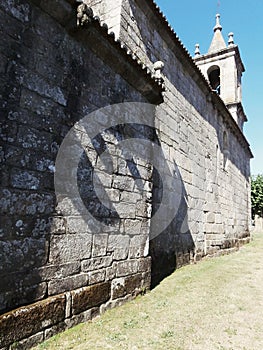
133,0,252,157
0,273,150,349
74,1,165,103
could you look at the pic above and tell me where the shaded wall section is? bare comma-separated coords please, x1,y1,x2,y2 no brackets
85,0,252,285
0,2,165,348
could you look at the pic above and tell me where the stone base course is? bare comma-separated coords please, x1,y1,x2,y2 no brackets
0,295,65,348
0,275,149,349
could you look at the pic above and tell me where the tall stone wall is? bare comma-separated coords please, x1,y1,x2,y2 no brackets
84,0,252,285
0,1,165,348
0,0,252,348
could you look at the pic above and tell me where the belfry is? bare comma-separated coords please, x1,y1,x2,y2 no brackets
194,14,247,131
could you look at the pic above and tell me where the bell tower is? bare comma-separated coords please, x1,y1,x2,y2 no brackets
194,14,247,131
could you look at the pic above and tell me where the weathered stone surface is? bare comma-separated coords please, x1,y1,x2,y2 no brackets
8,332,44,350
49,234,92,264
0,282,47,315
65,291,71,319
0,0,156,317
0,269,42,294
67,216,89,234
111,274,142,300
206,212,216,223
0,0,252,347
105,265,117,281
107,235,130,260
0,295,65,347
0,1,30,23
129,235,149,258
65,307,100,329
0,189,55,216
10,169,42,190
142,271,151,289
120,219,143,235
96,0,251,286
113,202,137,219
81,256,112,272
44,322,67,341
0,238,48,274
89,269,106,285
71,282,110,315
116,260,138,277
38,262,80,280
100,294,133,315
112,175,135,192
35,0,72,26
48,274,88,296
92,234,108,257
138,257,151,273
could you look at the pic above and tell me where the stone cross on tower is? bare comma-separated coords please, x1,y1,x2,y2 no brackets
193,14,247,131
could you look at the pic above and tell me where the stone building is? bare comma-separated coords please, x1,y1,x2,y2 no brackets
0,0,252,348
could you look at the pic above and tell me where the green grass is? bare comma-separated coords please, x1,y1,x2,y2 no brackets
33,232,263,350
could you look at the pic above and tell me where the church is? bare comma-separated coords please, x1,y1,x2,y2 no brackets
0,0,252,347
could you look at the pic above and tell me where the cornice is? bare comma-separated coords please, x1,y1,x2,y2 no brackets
70,2,165,104
134,0,252,157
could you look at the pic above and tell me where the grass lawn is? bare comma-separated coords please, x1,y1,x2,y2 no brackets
33,232,263,350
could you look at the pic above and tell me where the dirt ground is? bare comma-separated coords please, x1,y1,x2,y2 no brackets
34,231,263,350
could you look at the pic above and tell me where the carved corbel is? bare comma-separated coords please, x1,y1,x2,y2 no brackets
153,61,164,84
76,1,94,27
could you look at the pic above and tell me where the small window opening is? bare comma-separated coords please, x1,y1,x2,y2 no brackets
223,131,229,170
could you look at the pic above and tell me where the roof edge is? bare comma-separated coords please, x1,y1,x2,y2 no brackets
135,0,251,155
70,2,165,104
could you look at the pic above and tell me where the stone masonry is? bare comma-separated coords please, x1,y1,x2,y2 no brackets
86,0,252,285
0,0,252,348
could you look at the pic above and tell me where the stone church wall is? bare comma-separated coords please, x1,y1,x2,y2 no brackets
0,0,252,348
84,0,252,284
0,1,165,348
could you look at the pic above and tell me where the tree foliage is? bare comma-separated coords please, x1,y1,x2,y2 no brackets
251,174,263,218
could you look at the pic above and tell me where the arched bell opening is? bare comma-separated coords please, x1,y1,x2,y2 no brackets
208,65,221,94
